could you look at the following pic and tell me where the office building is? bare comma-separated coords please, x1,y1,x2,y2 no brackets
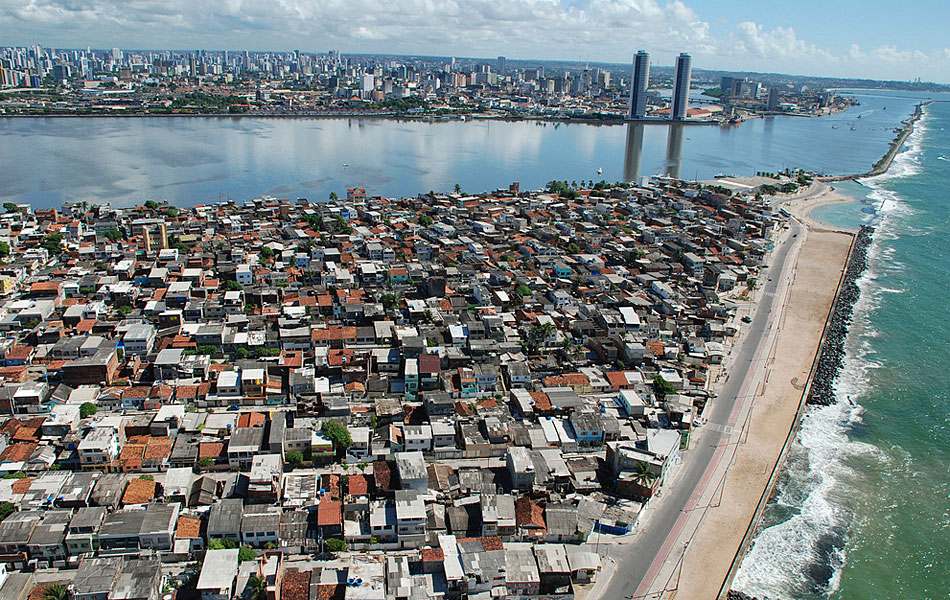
627,50,650,120
768,87,780,111
670,53,692,121
497,56,506,75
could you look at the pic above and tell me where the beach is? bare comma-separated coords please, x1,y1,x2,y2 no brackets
631,182,856,599
591,182,855,600
675,219,853,599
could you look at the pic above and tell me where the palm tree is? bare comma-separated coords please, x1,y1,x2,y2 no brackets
44,584,68,600
632,461,658,489
249,575,268,600
454,183,462,194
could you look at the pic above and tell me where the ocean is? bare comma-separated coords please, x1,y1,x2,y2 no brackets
734,94,950,599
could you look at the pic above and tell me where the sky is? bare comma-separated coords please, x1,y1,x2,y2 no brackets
1,0,948,82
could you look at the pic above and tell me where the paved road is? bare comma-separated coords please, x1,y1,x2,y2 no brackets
595,217,804,600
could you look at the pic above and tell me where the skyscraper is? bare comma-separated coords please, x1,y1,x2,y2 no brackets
670,53,692,121
627,50,650,120
767,87,780,111
497,56,506,75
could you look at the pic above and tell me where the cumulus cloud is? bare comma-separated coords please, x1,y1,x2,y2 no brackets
0,0,948,80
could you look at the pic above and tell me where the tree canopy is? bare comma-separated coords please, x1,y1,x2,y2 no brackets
321,421,352,450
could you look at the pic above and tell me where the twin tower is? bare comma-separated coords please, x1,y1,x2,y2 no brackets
627,51,692,121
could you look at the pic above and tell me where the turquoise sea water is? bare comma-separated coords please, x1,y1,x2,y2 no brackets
735,95,950,599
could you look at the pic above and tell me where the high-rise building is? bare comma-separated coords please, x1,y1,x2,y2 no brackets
497,56,506,75
670,53,692,121
720,76,736,97
627,50,650,120
767,87,780,111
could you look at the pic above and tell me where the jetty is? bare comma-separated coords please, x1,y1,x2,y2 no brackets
820,101,929,182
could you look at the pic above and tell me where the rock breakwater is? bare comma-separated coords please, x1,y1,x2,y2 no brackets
806,226,874,405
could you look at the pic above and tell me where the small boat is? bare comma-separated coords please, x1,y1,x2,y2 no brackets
343,163,349,169
882,105,886,110
596,168,603,175
857,114,861,119
831,124,838,129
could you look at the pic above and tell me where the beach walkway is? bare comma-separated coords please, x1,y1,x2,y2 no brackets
590,195,852,600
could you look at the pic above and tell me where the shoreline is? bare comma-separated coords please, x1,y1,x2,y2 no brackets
700,101,928,599
820,101,928,182
714,225,856,599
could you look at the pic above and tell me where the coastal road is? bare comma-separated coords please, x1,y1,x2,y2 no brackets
593,216,805,600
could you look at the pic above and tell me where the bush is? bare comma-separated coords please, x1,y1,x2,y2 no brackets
198,457,215,468
325,538,346,553
209,537,239,550
0,501,15,522
285,451,304,467
238,546,257,561
80,402,97,419
139,474,154,481
653,375,676,401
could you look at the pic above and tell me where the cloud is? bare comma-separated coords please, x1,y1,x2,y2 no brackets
0,0,948,81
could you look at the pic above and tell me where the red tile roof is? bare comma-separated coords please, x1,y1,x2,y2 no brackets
317,500,341,527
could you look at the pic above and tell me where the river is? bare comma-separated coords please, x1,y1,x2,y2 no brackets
0,93,924,209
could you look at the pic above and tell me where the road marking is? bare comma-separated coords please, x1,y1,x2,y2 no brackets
705,423,734,434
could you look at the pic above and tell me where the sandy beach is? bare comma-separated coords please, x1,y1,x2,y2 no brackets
659,184,856,599
782,181,860,231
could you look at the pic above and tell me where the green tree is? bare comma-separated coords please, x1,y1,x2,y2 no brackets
0,501,15,522
325,538,346,553
453,183,461,194
80,402,97,419
117,305,134,316
198,457,215,468
248,575,267,600
238,546,256,561
631,461,658,488
515,285,532,296
235,348,249,359
380,293,400,311
104,229,122,242
260,246,275,260
144,200,159,210
0,241,9,258
40,233,64,255
2,202,17,213
418,215,433,227
139,474,154,481
44,584,68,600
653,375,676,401
196,345,218,356
225,280,243,291
285,451,304,468
329,191,338,201
566,242,581,254
321,421,352,451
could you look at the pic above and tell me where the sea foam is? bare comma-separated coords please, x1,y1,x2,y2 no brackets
733,111,923,599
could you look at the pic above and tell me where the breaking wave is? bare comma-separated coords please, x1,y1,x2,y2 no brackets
732,111,922,599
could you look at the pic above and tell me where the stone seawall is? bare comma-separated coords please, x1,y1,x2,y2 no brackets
806,225,874,405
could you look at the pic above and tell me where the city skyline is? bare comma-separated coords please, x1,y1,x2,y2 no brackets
0,0,948,82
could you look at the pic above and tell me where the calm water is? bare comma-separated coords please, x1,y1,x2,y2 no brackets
735,92,950,599
0,92,922,209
